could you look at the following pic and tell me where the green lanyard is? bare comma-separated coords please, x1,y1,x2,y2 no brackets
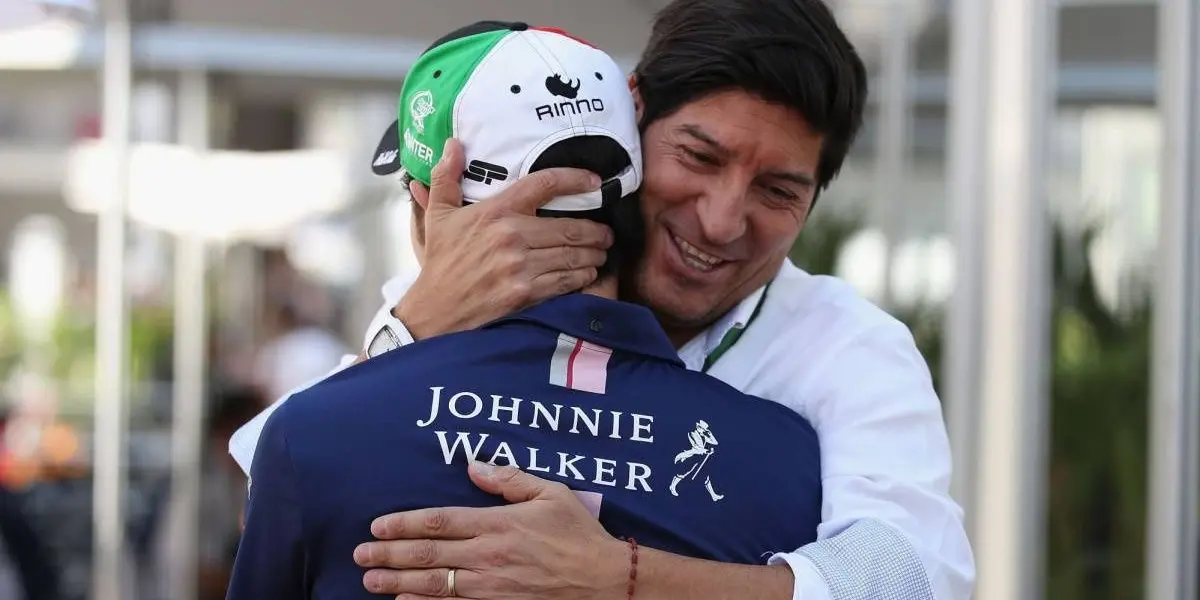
701,284,769,373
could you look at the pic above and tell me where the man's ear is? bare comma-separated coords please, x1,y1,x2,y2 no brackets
628,75,643,123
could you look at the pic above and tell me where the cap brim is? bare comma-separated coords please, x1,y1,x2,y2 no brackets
370,120,403,176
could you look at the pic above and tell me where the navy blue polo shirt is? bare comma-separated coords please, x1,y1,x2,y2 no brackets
228,293,822,600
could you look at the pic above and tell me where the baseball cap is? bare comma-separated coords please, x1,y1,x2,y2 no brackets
370,21,642,216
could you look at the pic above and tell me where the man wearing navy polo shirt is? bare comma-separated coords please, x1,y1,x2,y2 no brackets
227,22,822,600
230,276,822,598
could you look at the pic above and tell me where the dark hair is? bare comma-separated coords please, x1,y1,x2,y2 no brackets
634,0,868,202
527,136,644,279
405,135,645,279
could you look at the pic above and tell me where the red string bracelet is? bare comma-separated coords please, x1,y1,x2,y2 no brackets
625,537,639,599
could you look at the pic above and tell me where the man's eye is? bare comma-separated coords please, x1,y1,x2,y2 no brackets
769,186,798,200
684,148,719,166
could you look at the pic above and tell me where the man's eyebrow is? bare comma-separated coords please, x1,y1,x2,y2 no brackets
764,170,817,189
680,123,817,188
678,124,731,156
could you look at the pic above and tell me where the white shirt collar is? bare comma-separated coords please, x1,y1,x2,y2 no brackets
703,285,766,357
677,284,767,371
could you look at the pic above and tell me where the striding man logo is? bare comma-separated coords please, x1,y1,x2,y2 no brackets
669,420,724,502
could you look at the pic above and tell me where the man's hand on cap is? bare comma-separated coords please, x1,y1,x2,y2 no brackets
397,138,613,340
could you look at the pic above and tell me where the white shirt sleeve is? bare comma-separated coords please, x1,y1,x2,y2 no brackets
770,553,833,600
769,318,975,600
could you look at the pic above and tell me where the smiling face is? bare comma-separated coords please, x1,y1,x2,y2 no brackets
631,89,825,344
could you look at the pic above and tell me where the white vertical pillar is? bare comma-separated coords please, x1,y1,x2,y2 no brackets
943,0,990,524
1145,0,1200,597
92,0,131,597
874,0,911,311
163,68,210,600
973,0,1056,599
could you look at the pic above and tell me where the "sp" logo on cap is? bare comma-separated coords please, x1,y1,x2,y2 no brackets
463,160,509,185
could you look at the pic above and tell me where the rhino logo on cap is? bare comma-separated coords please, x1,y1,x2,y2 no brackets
544,74,581,99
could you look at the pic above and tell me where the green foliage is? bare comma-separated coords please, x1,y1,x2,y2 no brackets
0,291,21,378
1044,225,1150,600
790,216,1150,600
0,298,174,418
789,209,864,277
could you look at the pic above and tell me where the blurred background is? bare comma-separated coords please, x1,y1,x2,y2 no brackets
0,0,1195,599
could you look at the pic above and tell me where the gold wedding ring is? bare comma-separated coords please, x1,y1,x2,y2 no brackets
447,568,458,597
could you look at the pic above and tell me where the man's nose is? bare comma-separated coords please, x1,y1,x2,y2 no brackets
695,185,748,245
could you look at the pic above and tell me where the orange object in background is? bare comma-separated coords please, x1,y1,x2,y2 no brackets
0,452,41,490
40,422,86,479
41,422,80,467
0,421,84,489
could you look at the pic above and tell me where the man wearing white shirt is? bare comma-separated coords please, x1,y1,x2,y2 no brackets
231,1,974,599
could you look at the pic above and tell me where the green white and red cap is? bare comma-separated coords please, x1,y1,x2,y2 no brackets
371,21,643,214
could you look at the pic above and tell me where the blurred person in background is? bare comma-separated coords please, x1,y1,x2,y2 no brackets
234,1,974,599
227,22,823,600
253,254,349,401
253,300,349,403
198,388,261,600
148,386,262,600
0,406,61,600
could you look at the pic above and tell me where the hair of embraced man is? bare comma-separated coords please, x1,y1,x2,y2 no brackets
406,191,644,283
524,136,646,280
634,0,868,209
406,134,645,282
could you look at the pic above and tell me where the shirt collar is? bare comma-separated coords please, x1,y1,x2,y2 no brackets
488,294,683,366
702,284,766,358
675,283,768,372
